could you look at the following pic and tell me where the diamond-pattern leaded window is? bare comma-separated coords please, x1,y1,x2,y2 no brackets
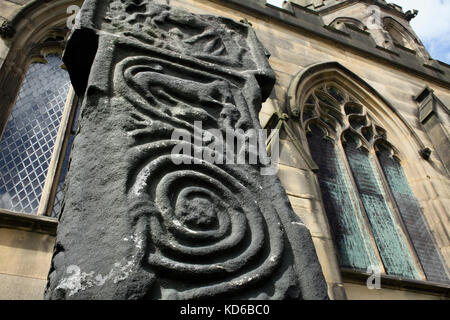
302,83,449,283
0,53,76,218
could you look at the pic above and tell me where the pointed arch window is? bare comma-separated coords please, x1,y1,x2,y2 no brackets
302,83,449,283
0,50,80,218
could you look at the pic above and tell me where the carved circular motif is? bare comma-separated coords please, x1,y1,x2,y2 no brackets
129,141,284,297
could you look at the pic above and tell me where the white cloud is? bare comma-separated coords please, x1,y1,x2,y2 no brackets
390,0,449,40
267,0,284,7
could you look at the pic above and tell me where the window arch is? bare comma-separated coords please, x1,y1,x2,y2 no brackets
329,17,367,32
288,63,449,283
383,17,430,60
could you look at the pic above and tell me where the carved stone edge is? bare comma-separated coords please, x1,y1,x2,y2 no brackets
0,20,16,39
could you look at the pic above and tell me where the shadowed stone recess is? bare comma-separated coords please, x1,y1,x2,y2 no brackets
45,0,328,300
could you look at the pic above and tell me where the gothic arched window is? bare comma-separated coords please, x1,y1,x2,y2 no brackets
0,50,80,218
302,83,449,283
383,17,431,61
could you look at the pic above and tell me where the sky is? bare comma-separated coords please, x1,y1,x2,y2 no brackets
266,0,450,64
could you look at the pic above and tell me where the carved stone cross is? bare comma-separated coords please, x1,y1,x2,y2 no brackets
45,0,328,300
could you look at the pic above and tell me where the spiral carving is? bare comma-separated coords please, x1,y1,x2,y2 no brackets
129,141,284,297
115,42,286,298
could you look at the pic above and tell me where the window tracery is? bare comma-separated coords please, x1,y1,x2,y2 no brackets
301,83,448,282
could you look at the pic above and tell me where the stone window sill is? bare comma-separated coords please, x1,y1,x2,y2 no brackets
341,268,450,299
0,209,58,236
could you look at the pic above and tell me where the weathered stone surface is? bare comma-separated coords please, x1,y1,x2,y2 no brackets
45,0,328,300
0,20,15,39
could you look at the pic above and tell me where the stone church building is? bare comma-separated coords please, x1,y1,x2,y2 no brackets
0,0,449,299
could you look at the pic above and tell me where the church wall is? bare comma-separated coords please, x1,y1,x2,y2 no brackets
0,227,54,300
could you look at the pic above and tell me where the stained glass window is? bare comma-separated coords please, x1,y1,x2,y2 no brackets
307,124,379,270
302,83,449,283
377,144,450,283
343,135,418,278
0,54,71,214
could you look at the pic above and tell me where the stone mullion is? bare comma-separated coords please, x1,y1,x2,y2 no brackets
39,89,80,216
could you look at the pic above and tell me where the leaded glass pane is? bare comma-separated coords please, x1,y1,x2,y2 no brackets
307,124,378,270
343,137,419,279
0,54,71,214
377,146,450,284
327,86,345,104
316,92,335,106
349,115,367,130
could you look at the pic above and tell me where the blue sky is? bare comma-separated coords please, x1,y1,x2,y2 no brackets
266,0,450,64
